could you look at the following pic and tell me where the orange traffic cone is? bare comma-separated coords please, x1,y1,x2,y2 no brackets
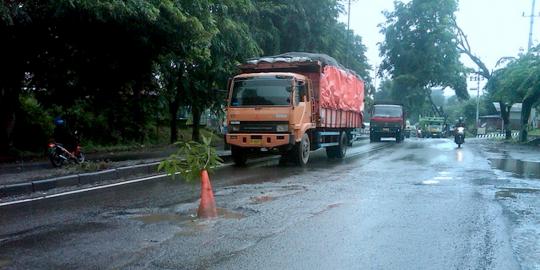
197,170,217,218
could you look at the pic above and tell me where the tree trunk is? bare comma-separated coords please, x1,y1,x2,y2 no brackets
169,64,186,144
0,86,21,155
132,81,144,143
192,105,201,143
520,87,540,142
499,102,512,140
520,99,533,142
169,100,179,144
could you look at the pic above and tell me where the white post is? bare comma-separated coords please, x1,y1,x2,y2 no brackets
475,75,480,128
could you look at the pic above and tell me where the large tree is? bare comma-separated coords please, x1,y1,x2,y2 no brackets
1,0,192,151
379,0,469,118
486,47,540,142
251,0,370,80
453,19,516,139
1,0,372,153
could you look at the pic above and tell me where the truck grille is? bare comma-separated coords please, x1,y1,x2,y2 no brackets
231,121,288,133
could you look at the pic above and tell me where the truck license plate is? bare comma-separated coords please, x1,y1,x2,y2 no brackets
383,128,390,132
250,139,262,144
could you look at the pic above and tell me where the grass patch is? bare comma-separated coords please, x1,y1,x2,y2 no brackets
82,127,223,153
78,160,111,172
529,128,540,136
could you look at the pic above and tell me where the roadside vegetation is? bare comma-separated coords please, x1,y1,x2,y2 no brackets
0,0,371,158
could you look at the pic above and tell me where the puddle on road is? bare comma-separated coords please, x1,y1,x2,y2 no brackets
0,257,11,268
251,195,274,204
134,213,194,224
496,188,540,199
217,208,245,220
312,203,344,216
392,154,425,163
490,158,540,179
134,208,244,225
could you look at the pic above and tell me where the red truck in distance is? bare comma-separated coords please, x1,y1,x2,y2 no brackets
369,103,406,143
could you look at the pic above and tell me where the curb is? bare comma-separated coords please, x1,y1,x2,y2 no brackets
0,153,231,199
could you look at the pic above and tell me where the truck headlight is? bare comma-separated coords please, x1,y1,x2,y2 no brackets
230,125,240,132
276,124,288,132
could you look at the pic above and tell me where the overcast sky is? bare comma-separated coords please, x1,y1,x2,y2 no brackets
340,0,537,95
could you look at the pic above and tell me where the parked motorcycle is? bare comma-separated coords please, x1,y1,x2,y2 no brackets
49,142,84,167
48,140,84,167
454,127,465,148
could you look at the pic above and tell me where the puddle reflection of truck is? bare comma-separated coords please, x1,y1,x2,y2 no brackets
369,103,406,143
225,52,365,166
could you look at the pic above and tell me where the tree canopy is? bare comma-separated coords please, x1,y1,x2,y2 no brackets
486,46,540,141
378,0,469,117
1,0,371,154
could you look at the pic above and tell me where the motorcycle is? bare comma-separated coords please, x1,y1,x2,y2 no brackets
454,127,465,148
48,131,84,167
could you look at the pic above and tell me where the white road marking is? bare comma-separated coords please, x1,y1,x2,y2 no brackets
0,173,169,207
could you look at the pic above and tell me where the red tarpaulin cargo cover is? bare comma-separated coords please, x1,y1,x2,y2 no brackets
319,65,364,113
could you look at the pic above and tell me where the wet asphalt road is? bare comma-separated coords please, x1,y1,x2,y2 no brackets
0,138,539,270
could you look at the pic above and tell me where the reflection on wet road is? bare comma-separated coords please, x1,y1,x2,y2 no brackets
490,158,540,179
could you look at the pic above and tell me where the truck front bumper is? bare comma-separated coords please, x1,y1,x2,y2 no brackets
371,127,401,137
226,133,293,148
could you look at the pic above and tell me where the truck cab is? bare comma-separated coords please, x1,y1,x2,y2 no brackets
226,73,314,166
369,104,406,143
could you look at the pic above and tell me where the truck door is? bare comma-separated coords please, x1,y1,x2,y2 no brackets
291,80,312,139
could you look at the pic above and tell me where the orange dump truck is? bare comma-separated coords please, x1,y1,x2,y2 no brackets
225,52,365,166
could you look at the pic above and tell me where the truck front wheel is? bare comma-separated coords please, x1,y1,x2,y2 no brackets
292,133,310,166
231,146,247,166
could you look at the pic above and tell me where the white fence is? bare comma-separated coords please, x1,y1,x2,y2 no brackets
476,132,519,139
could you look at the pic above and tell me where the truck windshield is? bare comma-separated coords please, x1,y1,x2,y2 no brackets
230,77,292,106
373,105,402,117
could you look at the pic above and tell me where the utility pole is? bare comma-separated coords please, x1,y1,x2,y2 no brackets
345,0,352,67
524,0,539,50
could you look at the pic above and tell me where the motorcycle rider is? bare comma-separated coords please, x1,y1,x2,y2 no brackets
53,117,77,153
454,117,466,144
455,117,466,128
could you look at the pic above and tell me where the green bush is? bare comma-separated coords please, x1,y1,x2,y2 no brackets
12,94,54,152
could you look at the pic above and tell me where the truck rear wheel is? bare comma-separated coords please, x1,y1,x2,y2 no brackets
292,133,310,166
231,146,247,166
326,131,348,159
